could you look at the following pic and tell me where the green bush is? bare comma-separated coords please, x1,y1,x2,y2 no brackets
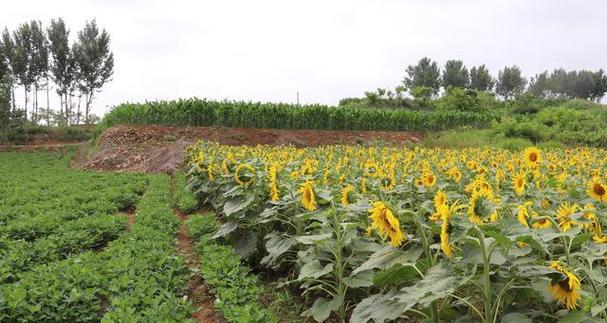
437,87,492,112
103,98,496,132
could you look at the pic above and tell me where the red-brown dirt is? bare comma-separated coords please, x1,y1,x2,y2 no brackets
76,125,422,173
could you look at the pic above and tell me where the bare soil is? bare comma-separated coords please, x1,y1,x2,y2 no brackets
76,125,422,173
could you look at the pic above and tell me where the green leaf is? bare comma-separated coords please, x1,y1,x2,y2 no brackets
352,246,422,275
350,290,404,323
211,222,238,239
373,263,420,287
295,233,332,245
591,303,607,317
261,232,298,267
501,312,532,323
298,260,334,280
223,195,252,217
392,262,463,308
558,310,603,323
344,270,374,288
301,294,344,322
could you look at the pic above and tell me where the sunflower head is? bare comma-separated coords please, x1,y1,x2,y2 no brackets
548,261,581,310
340,184,355,206
434,190,448,210
299,180,318,211
587,180,607,203
524,147,541,168
368,201,405,247
513,171,526,196
235,164,255,186
556,202,578,232
468,188,497,224
422,172,436,188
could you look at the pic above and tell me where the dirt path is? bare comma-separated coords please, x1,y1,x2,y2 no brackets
122,206,137,231
171,177,223,323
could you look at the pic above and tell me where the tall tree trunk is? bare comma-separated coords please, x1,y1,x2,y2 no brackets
46,78,50,126
76,93,82,125
34,84,38,124
85,91,93,125
24,86,28,121
11,85,15,112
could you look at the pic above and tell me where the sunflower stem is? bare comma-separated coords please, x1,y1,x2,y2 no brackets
414,214,439,323
475,226,493,323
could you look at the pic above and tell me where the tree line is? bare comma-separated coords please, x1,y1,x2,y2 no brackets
0,18,113,129
400,57,607,101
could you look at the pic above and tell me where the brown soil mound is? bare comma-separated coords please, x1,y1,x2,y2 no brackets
77,125,422,173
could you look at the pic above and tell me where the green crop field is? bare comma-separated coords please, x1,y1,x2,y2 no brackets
0,151,193,322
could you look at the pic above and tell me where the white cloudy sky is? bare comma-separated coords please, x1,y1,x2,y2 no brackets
1,0,606,116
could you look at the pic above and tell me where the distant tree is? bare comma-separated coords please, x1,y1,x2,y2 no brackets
72,20,114,124
527,71,550,98
403,57,441,96
0,75,11,136
442,60,469,89
11,23,34,118
47,18,74,125
1,28,19,111
590,69,607,102
571,70,596,100
28,20,49,123
469,65,494,92
496,65,526,99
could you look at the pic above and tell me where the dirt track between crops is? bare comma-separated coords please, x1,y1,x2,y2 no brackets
73,125,422,173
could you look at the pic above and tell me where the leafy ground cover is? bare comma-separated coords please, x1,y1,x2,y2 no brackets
0,151,193,322
185,141,607,322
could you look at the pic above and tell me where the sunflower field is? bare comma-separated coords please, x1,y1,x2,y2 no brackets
184,142,607,323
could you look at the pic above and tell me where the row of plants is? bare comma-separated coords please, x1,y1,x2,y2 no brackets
0,152,141,321
172,171,199,214
102,98,495,132
185,213,277,322
99,175,192,322
0,151,193,322
184,141,607,322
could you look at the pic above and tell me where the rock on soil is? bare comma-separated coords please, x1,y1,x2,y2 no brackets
75,125,422,173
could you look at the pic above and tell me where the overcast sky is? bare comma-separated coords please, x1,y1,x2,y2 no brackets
2,0,606,116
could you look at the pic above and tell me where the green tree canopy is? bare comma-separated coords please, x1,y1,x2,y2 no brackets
469,65,494,92
441,60,469,89
403,57,441,96
72,19,114,124
496,65,526,99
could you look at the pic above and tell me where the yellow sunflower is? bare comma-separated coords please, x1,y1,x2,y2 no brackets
524,147,541,169
556,202,578,232
422,171,437,188
439,201,462,258
299,180,318,211
531,216,553,229
234,164,255,186
513,171,526,196
548,261,581,310
448,167,462,183
368,201,405,247
517,201,533,227
468,188,498,224
440,213,453,257
340,184,355,206
268,164,280,202
587,180,607,203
